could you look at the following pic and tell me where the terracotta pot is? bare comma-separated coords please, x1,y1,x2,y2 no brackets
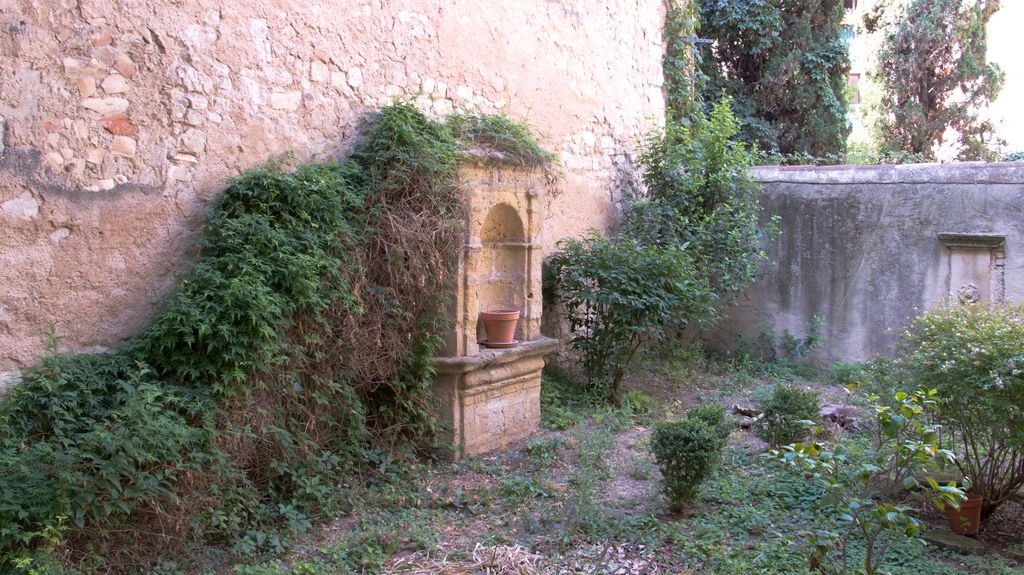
946,493,983,535
480,308,519,345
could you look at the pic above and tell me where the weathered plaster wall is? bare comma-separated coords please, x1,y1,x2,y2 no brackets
709,163,1024,365
0,0,666,380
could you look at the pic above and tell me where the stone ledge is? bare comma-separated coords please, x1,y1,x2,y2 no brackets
433,336,559,375
752,162,1024,185
938,232,1006,249
922,530,986,555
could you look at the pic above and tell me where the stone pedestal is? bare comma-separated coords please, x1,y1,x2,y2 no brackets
432,161,556,458
434,336,558,458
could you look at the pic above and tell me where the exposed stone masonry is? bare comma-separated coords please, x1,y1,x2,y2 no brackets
0,0,666,379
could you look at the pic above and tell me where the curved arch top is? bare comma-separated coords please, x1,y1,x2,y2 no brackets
480,202,526,243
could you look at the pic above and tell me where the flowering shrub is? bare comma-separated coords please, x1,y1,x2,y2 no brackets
899,302,1024,519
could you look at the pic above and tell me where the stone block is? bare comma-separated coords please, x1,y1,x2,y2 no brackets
1,193,39,219
270,91,302,111
109,136,136,157
83,97,129,115
433,337,557,459
922,530,986,554
101,74,130,94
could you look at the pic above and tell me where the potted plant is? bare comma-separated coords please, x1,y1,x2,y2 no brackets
946,492,983,535
479,308,519,347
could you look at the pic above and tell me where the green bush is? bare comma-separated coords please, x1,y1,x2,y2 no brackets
686,403,732,442
755,384,820,447
546,100,773,404
0,160,365,570
651,417,723,511
625,99,774,306
545,234,713,398
899,302,1024,519
827,362,868,388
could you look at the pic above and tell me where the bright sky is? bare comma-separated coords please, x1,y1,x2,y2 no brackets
987,2,1024,153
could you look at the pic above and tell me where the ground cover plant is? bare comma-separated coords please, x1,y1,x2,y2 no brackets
0,104,552,573
212,350,1024,575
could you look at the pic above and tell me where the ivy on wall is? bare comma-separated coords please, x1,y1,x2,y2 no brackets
687,0,851,158
0,104,550,573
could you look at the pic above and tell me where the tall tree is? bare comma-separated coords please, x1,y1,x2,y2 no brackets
868,0,1004,160
695,0,851,158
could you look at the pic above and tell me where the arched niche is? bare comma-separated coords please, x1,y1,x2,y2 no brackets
474,203,528,341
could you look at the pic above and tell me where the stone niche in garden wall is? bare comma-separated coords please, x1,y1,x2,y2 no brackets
432,158,558,459
939,232,1006,304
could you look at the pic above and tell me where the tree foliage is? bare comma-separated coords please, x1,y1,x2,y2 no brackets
868,0,1004,160
664,0,705,125
694,0,850,157
624,98,774,304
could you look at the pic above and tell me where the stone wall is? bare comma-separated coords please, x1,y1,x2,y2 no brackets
708,163,1024,365
0,0,666,381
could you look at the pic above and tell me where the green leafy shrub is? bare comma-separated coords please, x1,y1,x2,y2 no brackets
773,387,964,575
546,235,714,397
827,362,868,387
547,99,772,404
899,302,1024,519
686,403,732,442
625,99,774,306
755,384,820,447
651,416,723,511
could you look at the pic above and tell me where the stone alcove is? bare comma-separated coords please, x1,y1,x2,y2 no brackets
475,203,528,342
433,161,557,459
938,232,1006,304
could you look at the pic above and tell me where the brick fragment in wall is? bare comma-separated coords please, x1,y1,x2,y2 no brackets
99,114,138,136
